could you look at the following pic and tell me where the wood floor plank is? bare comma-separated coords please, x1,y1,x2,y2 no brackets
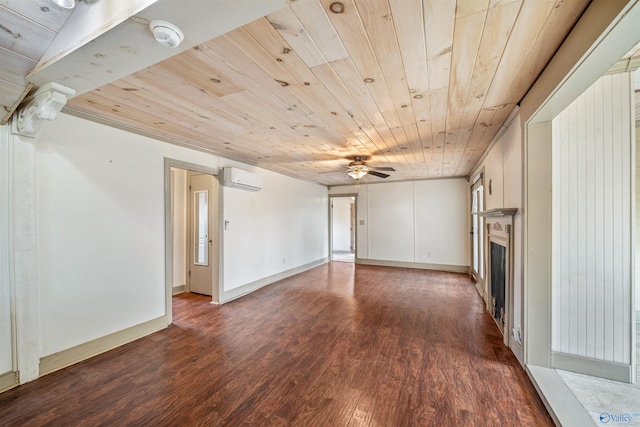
0,263,552,426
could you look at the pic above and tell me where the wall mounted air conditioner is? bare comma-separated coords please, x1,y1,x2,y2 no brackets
222,167,263,192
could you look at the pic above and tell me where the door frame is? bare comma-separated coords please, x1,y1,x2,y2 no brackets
164,158,222,323
470,170,485,298
329,194,358,261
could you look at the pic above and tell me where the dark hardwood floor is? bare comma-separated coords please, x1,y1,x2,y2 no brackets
0,263,552,426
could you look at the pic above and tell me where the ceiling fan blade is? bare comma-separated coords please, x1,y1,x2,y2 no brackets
367,170,390,179
371,167,395,172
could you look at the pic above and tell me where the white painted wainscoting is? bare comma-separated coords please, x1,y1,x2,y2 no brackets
330,178,470,271
551,71,634,381
0,124,17,391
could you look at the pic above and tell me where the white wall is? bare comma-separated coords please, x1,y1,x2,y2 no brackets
414,180,469,266
330,178,469,268
221,160,328,295
171,168,187,289
34,113,328,358
637,124,640,315
331,197,352,252
0,124,13,375
469,111,523,363
552,72,633,364
636,75,640,315
483,140,505,211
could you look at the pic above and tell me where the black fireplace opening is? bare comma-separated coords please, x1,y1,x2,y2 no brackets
490,242,506,331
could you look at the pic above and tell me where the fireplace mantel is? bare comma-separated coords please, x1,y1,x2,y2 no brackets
478,208,517,217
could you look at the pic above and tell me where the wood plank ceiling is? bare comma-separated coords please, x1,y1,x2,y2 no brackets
0,0,73,124
63,0,590,185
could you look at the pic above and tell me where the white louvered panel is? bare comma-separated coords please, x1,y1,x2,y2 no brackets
552,72,633,365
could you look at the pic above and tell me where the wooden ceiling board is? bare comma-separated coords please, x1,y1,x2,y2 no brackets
222,27,360,147
239,18,381,155
500,0,590,106
447,1,522,175
308,60,395,159
459,1,521,131
482,0,556,109
446,9,486,157
266,7,328,68
111,72,272,146
59,0,593,185
319,0,404,132
0,5,56,60
0,79,23,113
156,55,243,99
357,0,424,170
0,0,72,32
388,0,431,174
0,46,36,85
288,0,349,64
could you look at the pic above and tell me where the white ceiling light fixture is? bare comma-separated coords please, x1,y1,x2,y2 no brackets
348,164,369,180
149,20,184,48
50,0,76,9
348,164,369,188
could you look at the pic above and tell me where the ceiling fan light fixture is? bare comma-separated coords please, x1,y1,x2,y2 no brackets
50,0,76,9
348,165,369,180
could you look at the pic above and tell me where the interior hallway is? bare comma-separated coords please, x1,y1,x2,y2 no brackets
0,263,551,426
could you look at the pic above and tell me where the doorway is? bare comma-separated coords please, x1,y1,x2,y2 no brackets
471,173,485,297
166,160,220,322
330,196,356,263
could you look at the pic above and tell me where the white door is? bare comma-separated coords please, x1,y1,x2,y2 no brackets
188,173,218,296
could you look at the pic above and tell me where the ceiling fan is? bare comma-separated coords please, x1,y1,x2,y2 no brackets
346,156,395,181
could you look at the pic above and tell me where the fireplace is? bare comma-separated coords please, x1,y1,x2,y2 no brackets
490,241,506,330
478,208,516,346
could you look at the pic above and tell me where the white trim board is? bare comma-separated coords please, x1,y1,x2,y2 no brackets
355,258,470,274
39,316,167,377
220,258,329,304
0,371,17,393
526,365,594,427
552,352,632,383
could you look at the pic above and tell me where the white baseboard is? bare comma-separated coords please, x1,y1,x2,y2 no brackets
220,257,329,304
39,315,168,377
0,371,18,393
526,365,594,427
552,352,632,383
172,284,185,295
355,258,469,274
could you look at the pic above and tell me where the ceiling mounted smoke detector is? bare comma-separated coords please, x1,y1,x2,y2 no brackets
149,20,184,48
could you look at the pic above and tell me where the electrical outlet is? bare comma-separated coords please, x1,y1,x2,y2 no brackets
513,325,522,345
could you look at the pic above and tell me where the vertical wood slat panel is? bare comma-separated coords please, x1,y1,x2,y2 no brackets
0,124,14,375
552,72,633,365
